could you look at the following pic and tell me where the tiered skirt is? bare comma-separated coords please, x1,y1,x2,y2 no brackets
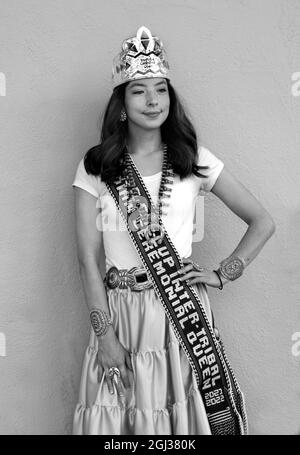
72,282,213,435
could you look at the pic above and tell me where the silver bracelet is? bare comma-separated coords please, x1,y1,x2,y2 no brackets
89,308,113,337
217,255,246,281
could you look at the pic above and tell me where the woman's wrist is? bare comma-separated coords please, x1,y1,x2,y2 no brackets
90,307,113,338
97,325,117,344
219,273,230,286
214,254,247,289
217,255,246,282
213,270,229,289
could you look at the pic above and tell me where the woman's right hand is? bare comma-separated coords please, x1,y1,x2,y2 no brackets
96,328,134,396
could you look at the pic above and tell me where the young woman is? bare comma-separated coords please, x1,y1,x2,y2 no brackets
71,26,275,435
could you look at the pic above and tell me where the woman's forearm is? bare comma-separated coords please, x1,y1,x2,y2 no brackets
219,217,276,286
79,259,116,339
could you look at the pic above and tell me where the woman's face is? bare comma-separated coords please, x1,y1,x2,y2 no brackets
124,77,170,131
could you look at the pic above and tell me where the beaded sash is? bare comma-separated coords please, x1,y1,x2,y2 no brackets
105,159,248,435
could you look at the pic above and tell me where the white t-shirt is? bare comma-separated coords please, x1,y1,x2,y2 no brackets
72,146,224,271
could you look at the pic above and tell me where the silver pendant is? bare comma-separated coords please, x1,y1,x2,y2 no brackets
144,222,165,245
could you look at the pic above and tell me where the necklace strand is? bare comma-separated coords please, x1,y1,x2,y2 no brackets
122,143,175,243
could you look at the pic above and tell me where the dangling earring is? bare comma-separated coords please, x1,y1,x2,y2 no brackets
120,109,127,122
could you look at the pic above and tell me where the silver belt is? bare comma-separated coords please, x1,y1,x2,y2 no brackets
104,266,153,291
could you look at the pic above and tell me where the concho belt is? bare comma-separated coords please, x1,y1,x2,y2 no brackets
104,266,153,291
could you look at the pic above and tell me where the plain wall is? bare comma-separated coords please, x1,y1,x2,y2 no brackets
0,0,299,435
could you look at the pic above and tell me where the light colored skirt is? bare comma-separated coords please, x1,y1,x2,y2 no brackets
72,282,213,435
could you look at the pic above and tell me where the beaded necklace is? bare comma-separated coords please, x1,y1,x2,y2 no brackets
122,143,175,245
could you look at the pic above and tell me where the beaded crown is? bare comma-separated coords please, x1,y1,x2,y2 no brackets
112,26,171,90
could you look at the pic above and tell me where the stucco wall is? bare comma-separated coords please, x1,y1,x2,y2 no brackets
0,0,299,435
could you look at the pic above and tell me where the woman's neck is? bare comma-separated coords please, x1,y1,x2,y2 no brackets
126,134,163,157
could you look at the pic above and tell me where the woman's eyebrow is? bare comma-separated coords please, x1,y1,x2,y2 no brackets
129,81,167,88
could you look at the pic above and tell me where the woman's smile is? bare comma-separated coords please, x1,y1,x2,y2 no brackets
144,111,161,118
143,112,161,119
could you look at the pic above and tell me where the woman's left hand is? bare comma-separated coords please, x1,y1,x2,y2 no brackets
177,258,222,289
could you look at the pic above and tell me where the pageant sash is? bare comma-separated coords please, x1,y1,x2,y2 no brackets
105,161,248,435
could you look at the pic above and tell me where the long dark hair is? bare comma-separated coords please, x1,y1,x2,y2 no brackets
84,79,209,183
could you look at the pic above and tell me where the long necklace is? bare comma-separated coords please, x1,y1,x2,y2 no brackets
122,143,175,245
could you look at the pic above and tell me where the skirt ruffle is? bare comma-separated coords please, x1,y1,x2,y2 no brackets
72,282,213,435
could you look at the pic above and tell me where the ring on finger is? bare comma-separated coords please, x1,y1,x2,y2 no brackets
108,366,120,378
191,261,204,272
107,369,124,395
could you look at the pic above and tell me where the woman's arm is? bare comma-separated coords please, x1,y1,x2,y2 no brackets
73,187,133,391
73,186,116,338
211,167,276,285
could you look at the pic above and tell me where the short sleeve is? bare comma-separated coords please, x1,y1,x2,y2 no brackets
197,146,224,193
72,158,102,198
